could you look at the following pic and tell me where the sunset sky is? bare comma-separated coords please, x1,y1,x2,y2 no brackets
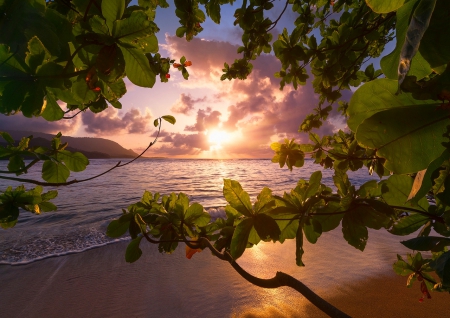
0,1,357,159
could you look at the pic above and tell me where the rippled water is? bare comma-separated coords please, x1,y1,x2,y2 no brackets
0,158,377,265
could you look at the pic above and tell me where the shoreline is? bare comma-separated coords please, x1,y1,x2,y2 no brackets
1,240,449,317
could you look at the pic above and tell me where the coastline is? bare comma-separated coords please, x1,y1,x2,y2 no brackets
1,240,449,318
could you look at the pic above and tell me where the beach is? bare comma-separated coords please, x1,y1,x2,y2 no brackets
1,233,449,318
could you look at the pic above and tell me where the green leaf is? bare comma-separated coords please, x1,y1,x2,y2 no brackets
41,160,70,183
223,179,253,217
2,81,46,117
113,11,157,43
342,213,368,251
365,0,407,13
38,201,57,212
408,150,450,203
25,36,52,73
390,213,430,235
184,202,210,227
430,251,450,288
72,76,99,104
296,223,305,266
356,104,449,174
347,78,436,131
393,254,415,276
313,201,344,232
303,219,322,244
118,44,156,87
0,204,19,224
102,0,125,33
397,0,436,87
401,236,450,251
0,132,14,145
153,118,159,127
380,0,432,81
206,0,221,24
107,219,130,238
57,150,89,172
419,1,450,70
126,236,143,263
41,93,64,121
254,214,280,241
41,190,58,201
304,171,322,199
230,218,254,259
161,115,176,125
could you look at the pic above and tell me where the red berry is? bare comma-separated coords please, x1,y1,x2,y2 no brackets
165,74,170,79
92,87,101,92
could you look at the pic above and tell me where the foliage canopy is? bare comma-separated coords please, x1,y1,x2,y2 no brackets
1,0,450,314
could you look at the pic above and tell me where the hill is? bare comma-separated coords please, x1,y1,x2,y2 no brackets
3,131,139,159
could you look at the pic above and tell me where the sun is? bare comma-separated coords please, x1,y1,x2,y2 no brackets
208,130,230,149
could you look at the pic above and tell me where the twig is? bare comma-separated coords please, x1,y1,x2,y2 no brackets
0,118,164,186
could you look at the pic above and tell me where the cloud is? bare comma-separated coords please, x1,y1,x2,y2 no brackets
82,107,152,135
0,113,81,135
184,108,222,132
154,36,352,158
170,93,207,115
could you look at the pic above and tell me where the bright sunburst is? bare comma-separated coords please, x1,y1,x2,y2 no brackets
208,130,230,149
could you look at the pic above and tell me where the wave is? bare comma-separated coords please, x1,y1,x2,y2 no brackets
0,207,226,266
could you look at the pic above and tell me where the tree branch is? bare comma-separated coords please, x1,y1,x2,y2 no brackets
0,118,163,186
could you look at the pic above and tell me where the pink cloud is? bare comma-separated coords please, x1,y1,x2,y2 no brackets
185,108,222,132
170,93,207,115
82,107,152,136
0,113,81,135
155,37,351,158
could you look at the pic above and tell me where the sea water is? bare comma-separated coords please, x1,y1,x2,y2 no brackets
0,158,393,265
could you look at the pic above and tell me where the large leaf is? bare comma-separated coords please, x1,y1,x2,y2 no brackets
390,213,430,235
41,93,64,121
419,0,450,70
401,236,450,251
102,0,125,33
230,218,254,259
254,213,280,241
106,219,130,238
380,0,432,81
430,251,450,288
381,175,429,210
25,36,52,74
397,0,436,87
365,0,406,13
118,44,156,87
347,78,436,131
113,11,157,43
41,161,70,183
356,103,449,174
223,179,253,217
342,213,368,251
57,150,89,172
408,149,450,203
1,81,46,117
126,236,143,263
184,202,210,227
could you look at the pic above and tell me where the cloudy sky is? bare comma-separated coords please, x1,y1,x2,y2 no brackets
0,1,352,159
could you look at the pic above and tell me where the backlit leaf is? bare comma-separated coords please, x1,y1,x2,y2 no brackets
230,218,254,259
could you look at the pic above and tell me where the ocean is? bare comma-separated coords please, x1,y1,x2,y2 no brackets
0,158,378,265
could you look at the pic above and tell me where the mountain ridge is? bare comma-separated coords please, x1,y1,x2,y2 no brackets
3,130,139,159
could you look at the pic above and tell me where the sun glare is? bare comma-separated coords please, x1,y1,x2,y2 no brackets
208,130,230,149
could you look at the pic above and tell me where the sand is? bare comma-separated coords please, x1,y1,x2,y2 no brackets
1,240,449,318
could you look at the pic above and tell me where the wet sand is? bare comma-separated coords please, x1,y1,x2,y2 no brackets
1,240,449,318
